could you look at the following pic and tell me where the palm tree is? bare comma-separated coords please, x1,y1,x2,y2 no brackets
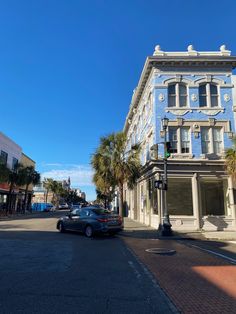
19,166,40,212
43,178,64,209
6,163,26,213
225,136,236,181
91,132,141,216
0,164,10,183
43,178,54,203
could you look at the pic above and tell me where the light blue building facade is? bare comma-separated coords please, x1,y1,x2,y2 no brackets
124,45,236,231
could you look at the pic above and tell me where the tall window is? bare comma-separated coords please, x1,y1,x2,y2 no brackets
0,151,8,166
201,127,223,154
169,128,178,153
201,128,210,154
213,128,222,154
181,128,190,153
12,158,18,171
199,83,219,107
168,127,190,154
168,83,187,107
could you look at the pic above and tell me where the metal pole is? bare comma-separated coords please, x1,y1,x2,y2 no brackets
161,124,172,236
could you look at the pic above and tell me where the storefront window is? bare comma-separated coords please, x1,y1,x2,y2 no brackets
200,180,227,216
167,178,193,215
0,194,7,211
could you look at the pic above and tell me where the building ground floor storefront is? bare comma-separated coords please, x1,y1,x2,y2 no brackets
0,188,33,214
124,160,236,231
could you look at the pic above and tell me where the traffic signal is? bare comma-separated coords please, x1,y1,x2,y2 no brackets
165,142,171,158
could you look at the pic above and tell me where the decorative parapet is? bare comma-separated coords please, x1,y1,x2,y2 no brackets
153,44,231,57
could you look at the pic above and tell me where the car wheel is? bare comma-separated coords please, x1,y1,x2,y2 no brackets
58,221,65,233
84,225,93,238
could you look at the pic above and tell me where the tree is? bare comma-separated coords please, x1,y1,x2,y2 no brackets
0,164,10,183
62,189,86,205
42,178,64,209
91,132,141,216
43,178,54,203
225,136,236,182
6,163,26,213
19,166,40,212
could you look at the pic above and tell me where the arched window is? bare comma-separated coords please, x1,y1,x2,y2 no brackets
199,83,219,107
168,83,187,107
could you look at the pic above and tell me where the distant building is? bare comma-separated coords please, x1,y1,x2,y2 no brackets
0,132,36,212
74,188,86,201
0,132,22,211
33,183,53,204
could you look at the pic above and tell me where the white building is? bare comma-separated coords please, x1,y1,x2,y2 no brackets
0,132,22,210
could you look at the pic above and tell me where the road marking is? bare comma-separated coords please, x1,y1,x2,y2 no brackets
127,260,142,279
181,242,236,265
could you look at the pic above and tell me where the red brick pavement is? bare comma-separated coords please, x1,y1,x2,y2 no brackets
121,237,236,314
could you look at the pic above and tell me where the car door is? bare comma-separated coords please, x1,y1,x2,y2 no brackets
70,209,82,231
77,209,91,231
63,209,79,230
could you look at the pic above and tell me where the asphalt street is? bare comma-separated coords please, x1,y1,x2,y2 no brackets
0,211,177,314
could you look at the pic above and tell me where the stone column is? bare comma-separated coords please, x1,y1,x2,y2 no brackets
228,176,236,227
192,173,201,230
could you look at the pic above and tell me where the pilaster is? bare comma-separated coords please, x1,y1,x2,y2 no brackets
192,173,201,230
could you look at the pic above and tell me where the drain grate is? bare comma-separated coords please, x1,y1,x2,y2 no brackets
145,248,176,255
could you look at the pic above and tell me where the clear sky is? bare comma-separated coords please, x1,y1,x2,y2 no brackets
0,0,235,200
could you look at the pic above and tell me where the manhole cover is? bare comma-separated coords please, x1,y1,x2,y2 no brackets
145,248,176,255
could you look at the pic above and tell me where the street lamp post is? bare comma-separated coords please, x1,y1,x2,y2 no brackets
159,117,172,236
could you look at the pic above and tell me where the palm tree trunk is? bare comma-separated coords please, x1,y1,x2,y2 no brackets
45,189,48,203
7,182,14,215
119,183,124,217
24,184,29,213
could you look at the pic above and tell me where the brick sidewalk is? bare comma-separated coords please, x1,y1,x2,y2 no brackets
121,218,236,314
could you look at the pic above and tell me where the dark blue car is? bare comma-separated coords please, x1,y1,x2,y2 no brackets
56,206,123,237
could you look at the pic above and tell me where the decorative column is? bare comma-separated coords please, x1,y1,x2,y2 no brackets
192,173,201,230
228,176,236,227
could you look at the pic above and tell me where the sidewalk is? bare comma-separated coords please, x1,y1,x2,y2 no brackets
121,217,236,314
123,217,236,241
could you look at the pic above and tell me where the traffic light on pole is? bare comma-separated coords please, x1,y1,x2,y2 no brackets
165,142,171,158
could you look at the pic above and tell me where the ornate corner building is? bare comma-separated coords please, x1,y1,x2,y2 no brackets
123,45,236,231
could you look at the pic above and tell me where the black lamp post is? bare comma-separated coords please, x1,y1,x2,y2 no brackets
159,117,172,236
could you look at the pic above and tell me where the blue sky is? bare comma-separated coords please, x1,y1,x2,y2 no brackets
0,0,235,200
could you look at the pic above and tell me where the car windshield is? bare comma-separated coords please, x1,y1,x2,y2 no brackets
92,208,111,215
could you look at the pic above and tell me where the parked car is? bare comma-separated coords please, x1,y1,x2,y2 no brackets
56,206,123,237
70,204,82,211
58,203,69,209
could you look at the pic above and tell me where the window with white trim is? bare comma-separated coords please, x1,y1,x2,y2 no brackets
168,127,190,154
12,158,18,171
168,83,187,107
0,151,8,166
199,83,219,108
201,127,223,154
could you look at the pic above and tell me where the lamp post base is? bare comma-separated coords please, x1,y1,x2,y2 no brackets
158,215,172,236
